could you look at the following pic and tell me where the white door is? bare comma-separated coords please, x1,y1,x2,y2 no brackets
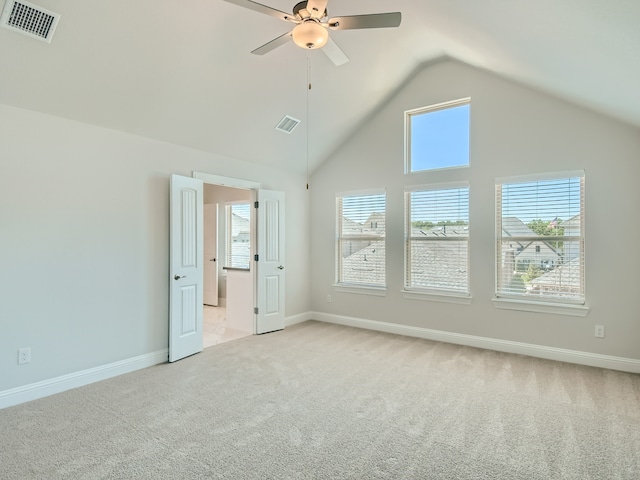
169,174,204,362
203,204,218,306
255,189,285,334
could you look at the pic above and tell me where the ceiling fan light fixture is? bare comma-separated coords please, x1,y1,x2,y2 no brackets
292,20,328,49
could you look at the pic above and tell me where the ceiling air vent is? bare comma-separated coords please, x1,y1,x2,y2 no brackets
275,115,301,134
1,0,60,43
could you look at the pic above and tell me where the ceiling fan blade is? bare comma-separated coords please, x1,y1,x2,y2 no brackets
322,37,349,66
329,12,401,30
251,32,292,55
222,0,293,22
306,0,328,19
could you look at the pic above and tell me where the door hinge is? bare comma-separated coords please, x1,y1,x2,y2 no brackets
254,254,259,261
254,307,259,314
254,201,259,209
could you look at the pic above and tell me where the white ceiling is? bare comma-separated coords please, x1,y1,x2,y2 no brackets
1,0,638,174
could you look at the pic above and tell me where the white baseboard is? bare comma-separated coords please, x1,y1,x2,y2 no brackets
310,312,640,374
0,349,168,410
5,313,638,410
285,312,313,327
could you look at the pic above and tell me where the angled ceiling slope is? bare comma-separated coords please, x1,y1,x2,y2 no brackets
0,0,637,175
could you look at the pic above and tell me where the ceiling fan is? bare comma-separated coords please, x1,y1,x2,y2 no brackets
222,0,401,66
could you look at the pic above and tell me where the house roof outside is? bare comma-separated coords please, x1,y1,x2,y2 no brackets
530,257,582,296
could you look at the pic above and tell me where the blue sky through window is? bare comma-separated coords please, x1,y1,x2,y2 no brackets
501,177,582,223
341,194,385,223
410,103,470,172
410,187,469,224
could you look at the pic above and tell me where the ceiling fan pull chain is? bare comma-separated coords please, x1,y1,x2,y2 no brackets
306,53,311,190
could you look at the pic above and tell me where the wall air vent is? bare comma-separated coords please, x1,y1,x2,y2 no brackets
1,0,60,43
275,115,301,134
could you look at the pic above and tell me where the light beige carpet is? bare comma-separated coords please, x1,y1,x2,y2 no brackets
1,320,639,479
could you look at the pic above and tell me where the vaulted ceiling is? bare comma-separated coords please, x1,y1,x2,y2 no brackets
1,0,638,174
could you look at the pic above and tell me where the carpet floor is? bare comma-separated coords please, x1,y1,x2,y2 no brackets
1,320,639,479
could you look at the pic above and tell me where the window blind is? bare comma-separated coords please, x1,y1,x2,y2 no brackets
336,192,386,287
496,174,585,303
405,185,470,295
225,203,251,269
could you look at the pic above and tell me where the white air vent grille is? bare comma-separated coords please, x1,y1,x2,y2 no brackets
275,115,301,134
1,0,59,43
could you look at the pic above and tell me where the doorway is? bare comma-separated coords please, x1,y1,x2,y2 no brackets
202,182,254,347
169,172,286,362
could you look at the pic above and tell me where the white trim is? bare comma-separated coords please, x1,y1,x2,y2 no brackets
285,312,312,327
333,284,387,296
193,172,261,190
405,97,471,116
0,349,168,410
311,312,640,373
402,290,473,305
495,169,585,185
492,297,590,317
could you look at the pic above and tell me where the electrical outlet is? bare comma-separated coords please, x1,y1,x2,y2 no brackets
594,325,605,338
18,347,31,365
326,294,332,303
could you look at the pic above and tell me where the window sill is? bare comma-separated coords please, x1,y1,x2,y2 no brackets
492,298,590,317
333,284,387,297
402,290,472,305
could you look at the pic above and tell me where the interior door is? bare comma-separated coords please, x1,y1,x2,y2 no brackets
169,174,204,362
203,203,218,306
255,189,285,334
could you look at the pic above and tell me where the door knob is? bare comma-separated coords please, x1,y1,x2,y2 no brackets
277,265,284,270
210,258,216,262
174,274,186,280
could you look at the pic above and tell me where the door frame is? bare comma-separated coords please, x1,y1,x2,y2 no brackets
194,172,261,334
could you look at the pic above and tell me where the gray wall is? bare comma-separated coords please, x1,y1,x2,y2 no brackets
0,104,310,392
310,59,640,360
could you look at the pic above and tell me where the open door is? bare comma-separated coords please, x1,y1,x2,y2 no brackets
169,174,204,362
203,204,218,306
255,189,285,334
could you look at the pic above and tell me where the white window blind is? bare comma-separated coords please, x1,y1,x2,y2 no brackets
225,203,251,269
336,191,386,288
496,173,585,304
405,184,470,295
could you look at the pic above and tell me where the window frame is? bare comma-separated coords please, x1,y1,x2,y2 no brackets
405,97,471,174
494,171,587,314
403,182,471,300
224,201,251,270
335,189,387,293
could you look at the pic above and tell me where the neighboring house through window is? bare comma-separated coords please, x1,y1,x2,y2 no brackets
336,190,386,289
404,183,470,296
496,172,585,304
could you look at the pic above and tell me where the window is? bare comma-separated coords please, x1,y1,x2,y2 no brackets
336,191,386,289
406,98,470,173
496,172,585,304
405,184,470,296
225,203,251,269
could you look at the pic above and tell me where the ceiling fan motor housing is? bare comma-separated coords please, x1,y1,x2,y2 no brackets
293,1,327,21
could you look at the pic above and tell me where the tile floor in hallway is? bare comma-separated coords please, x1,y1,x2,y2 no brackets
203,305,252,348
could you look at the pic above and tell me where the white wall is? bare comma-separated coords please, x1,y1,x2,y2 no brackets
0,104,310,392
310,59,640,361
